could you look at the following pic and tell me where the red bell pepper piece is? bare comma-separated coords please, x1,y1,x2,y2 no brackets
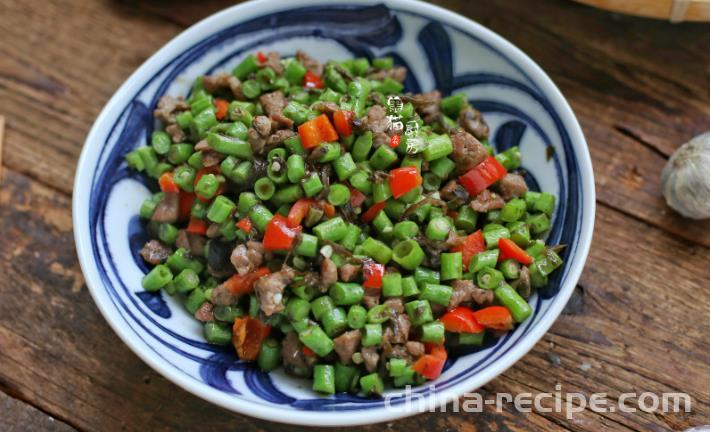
498,238,533,265
303,346,316,357
333,110,354,137
349,188,366,208
318,117,338,142
389,134,401,149
214,98,229,121
472,306,514,331
158,172,180,193
318,201,336,218
361,201,386,223
263,214,301,251
233,317,270,361
223,267,271,296
236,217,253,233
389,166,422,199
303,70,324,89
297,114,338,149
427,343,447,359
458,156,507,196
297,120,321,150
450,230,486,271
362,260,385,289
287,198,316,228
314,114,339,143
256,51,267,64
178,192,195,221
316,114,338,142
440,306,485,333
412,344,447,380
185,217,208,235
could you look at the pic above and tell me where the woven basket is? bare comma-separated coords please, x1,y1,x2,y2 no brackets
572,0,710,22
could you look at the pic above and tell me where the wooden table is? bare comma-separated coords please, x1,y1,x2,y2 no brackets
1,0,708,430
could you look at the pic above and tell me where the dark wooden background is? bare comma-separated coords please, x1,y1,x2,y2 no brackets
1,0,708,430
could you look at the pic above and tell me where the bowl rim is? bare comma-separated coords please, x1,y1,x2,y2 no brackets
73,0,595,426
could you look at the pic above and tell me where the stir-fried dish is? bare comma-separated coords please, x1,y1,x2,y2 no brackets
126,50,563,396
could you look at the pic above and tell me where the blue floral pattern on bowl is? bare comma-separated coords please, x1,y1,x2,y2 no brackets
73,1,594,426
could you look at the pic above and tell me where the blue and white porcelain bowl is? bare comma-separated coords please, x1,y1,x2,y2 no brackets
73,0,595,426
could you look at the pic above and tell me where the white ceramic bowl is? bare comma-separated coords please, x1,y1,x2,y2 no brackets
73,0,595,426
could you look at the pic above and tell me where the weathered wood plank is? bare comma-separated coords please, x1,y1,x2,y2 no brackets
584,116,710,248
119,0,234,27
0,390,77,432
523,204,710,430
0,0,183,194
0,115,5,182
0,168,707,431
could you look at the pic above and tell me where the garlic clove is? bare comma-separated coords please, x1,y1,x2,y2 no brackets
661,132,710,220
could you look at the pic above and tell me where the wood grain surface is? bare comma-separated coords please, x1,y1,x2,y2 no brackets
0,391,77,432
0,0,708,431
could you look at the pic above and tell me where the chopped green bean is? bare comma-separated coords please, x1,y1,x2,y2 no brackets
206,195,236,223
254,177,276,201
362,323,383,346
204,323,232,345
352,131,373,162
330,282,365,305
322,307,348,337
173,268,200,294
312,365,336,395
328,184,351,206
401,276,420,297
233,55,259,80
335,362,360,393
313,217,348,242
426,216,452,241
423,134,453,161
419,283,453,306
469,249,499,273
301,173,324,197
347,305,367,329
477,267,504,290
286,154,306,183
360,372,384,396
258,338,282,372
299,325,334,357
382,273,402,297
499,259,521,280
367,305,391,324
185,287,206,315
421,320,445,343
360,237,392,264
142,264,173,292
440,252,463,281
405,299,433,326
494,283,532,322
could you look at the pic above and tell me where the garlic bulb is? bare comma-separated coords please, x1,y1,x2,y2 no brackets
661,132,710,219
